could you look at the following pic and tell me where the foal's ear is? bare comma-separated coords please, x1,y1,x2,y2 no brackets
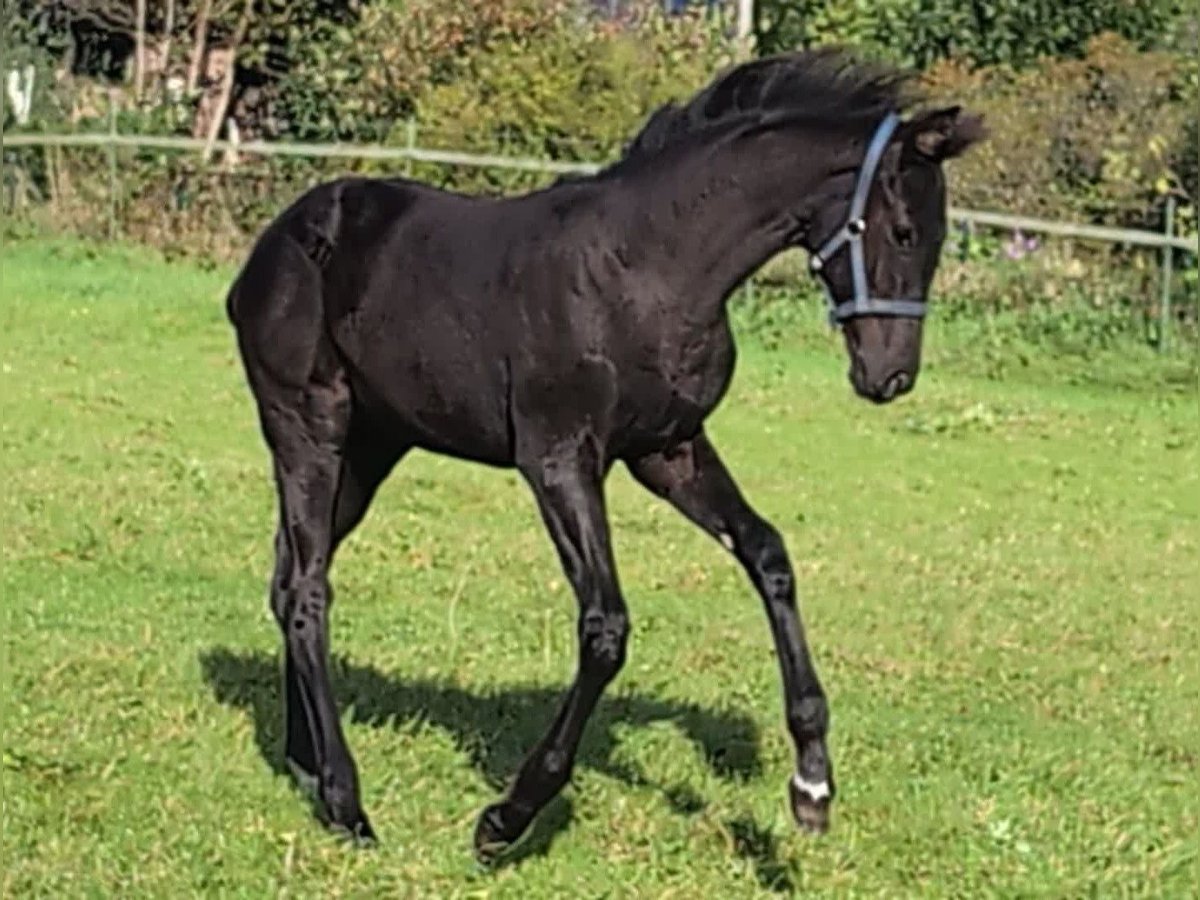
902,106,988,162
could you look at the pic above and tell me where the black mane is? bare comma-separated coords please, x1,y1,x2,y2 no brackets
618,47,919,166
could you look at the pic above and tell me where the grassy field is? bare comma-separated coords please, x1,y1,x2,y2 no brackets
2,237,1198,897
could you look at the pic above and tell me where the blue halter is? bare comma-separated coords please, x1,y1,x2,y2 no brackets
808,112,928,326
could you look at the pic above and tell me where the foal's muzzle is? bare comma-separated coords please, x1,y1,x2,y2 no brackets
854,369,914,404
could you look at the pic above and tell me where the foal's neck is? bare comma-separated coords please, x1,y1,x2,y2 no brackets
621,127,859,315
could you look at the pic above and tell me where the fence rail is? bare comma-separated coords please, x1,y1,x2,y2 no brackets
2,131,600,176
5,129,1195,255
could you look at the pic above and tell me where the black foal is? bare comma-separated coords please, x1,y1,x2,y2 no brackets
227,48,984,858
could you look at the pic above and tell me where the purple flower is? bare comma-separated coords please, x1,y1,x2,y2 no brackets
1003,229,1040,260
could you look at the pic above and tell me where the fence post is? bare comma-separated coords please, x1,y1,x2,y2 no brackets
1158,195,1176,352
405,117,416,178
107,96,119,239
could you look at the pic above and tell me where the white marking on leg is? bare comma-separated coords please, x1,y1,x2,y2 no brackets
792,773,830,802
719,532,735,552
286,757,319,797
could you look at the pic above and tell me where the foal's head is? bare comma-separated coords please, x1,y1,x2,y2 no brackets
807,106,986,403
614,49,986,403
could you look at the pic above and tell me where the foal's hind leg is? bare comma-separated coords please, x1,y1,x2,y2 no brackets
473,434,629,862
274,430,404,799
270,526,317,788
628,432,835,834
259,373,376,842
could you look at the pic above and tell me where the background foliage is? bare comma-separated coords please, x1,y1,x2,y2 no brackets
3,0,1197,353
755,0,1190,69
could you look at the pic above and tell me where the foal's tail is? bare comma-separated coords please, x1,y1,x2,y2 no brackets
225,179,348,328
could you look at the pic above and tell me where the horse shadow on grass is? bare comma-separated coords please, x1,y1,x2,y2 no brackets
199,647,794,890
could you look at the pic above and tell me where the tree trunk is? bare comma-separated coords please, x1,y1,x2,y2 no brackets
161,0,177,94
134,0,147,101
187,0,213,94
202,0,254,164
735,0,754,60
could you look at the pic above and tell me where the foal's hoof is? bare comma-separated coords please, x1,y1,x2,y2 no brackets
305,776,377,846
788,774,832,835
332,811,378,847
320,796,377,847
472,803,524,866
284,757,376,846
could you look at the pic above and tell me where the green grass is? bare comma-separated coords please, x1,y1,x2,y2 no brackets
2,237,1198,897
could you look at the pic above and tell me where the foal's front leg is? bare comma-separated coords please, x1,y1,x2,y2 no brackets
628,432,835,833
473,435,629,862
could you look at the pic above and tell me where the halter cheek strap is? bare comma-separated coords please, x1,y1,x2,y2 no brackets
808,112,927,326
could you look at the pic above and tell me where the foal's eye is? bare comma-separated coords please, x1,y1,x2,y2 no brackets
893,223,916,249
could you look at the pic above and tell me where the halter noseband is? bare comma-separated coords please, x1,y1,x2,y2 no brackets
809,112,927,326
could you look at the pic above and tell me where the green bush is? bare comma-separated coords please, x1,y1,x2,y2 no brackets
272,0,577,144
888,0,1185,70
409,5,731,192
923,34,1193,229
756,0,1188,69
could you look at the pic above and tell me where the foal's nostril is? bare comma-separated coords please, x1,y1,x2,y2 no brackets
878,371,910,402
